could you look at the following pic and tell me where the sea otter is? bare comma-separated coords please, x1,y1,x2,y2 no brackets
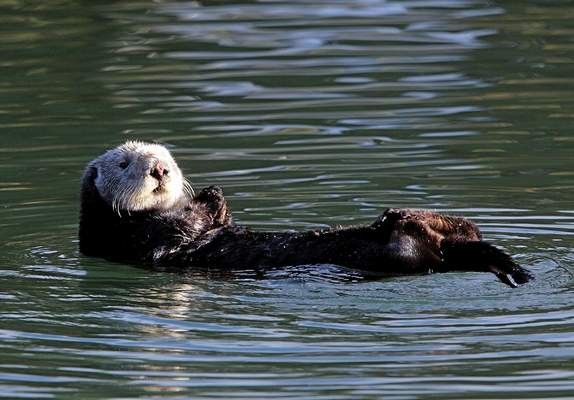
79,141,533,287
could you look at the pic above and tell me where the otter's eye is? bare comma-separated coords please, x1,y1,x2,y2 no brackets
119,161,129,170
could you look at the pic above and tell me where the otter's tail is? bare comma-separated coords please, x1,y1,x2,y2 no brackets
441,240,534,287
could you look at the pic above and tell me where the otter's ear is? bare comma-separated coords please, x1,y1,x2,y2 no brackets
82,164,99,187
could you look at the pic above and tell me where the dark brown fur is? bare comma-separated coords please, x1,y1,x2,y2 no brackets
80,165,533,287
179,208,532,287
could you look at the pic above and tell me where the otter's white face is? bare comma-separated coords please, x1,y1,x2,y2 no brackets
89,141,191,213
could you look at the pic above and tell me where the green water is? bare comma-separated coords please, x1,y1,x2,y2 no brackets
1,0,574,398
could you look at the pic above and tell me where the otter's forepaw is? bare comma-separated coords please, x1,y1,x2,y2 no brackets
194,185,233,227
195,185,224,200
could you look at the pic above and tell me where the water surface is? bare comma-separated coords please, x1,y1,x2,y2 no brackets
1,0,574,398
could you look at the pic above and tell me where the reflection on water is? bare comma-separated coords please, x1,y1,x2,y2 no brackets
1,0,574,399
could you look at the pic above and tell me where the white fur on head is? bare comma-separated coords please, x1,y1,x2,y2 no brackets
88,141,192,214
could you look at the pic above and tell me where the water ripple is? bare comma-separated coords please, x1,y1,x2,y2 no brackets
1,0,574,399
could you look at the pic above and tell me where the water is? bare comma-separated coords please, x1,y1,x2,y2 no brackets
1,0,574,398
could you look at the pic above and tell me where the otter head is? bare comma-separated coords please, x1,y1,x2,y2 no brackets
85,141,191,213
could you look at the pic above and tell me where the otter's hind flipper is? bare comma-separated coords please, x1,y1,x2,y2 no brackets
441,240,534,287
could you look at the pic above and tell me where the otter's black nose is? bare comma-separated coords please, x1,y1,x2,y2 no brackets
150,162,169,180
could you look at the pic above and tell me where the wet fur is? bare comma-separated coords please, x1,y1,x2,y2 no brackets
178,209,533,287
80,144,533,287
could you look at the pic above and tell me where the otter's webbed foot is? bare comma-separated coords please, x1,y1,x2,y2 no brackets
194,185,233,227
371,208,412,231
383,208,412,221
374,208,445,248
441,240,534,287
380,209,482,242
372,209,532,287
